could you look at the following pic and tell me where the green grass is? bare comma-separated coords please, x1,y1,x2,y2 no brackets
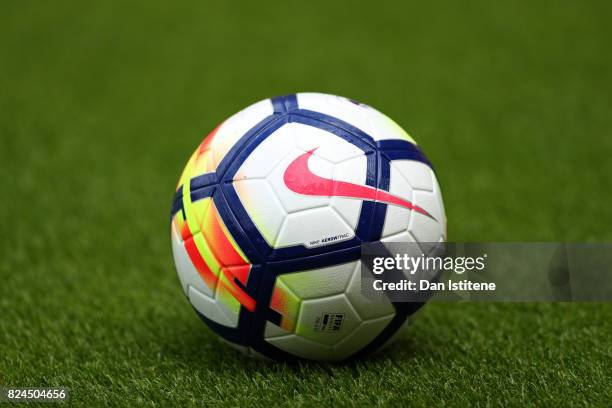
1,0,612,406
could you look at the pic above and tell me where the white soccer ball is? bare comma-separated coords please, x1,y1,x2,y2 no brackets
170,93,446,361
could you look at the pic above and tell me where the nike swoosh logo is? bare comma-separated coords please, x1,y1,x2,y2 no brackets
283,148,435,220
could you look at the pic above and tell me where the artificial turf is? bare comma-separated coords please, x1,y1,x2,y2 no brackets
1,0,611,406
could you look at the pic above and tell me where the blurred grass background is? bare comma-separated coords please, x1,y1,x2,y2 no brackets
1,0,611,406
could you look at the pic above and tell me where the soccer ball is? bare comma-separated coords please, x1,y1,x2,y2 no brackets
170,93,446,361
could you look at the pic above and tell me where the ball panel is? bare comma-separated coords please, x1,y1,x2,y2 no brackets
345,262,396,320
409,187,446,243
188,285,239,328
294,294,362,346
232,125,296,181
380,230,419,244
175,98,274,197
267,277,301,335
333,313,395,354
296,92,417,143
171,218,210,297
363,107,417,143
290,122,365,164
209,99,274,171
267,147,333,214
276,207,355,249
381,160,445,242
279,262,355,299
381,161,415,238
390,160,435,192
330,155,367,230
233,179,286,247
173,191,255,328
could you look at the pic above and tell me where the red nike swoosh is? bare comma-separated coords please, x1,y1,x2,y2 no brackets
283,148,435,220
